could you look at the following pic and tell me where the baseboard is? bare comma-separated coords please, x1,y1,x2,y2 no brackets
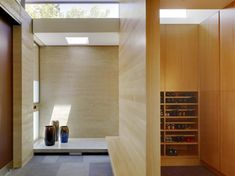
0,162,12,176
201,161,225,176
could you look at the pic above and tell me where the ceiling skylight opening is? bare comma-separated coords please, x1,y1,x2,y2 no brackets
66,37,89,45
160,9,187,18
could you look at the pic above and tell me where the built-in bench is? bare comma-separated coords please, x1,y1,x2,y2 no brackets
106,136,138,176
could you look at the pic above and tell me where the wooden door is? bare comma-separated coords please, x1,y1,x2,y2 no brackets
220,3,235,175
161,25,199,91
199,13,220,171
0,12,13,169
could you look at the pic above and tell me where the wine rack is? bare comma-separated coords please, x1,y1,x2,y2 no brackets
161,91,199,164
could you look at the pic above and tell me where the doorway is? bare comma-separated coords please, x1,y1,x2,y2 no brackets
0,8,13,169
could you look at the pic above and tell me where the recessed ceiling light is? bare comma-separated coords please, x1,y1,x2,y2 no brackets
160,9,187,18
66,37,89,45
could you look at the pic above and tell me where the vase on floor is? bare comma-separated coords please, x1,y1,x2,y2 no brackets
52,120,59,141
60,126,69,143
45,125,56,146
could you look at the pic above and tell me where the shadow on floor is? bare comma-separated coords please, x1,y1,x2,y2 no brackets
161,166,216,176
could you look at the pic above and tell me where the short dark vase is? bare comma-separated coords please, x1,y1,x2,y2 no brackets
52,120,59,141
60,126,69,143
45,125,56,146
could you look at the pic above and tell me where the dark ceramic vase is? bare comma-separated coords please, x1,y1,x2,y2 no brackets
60,126,69,143
45,125,56,146
52,120,59,141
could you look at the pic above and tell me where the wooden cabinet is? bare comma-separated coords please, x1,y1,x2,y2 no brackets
220,93,235,176
160,25,199,91
220,4,235,175
199,12,220,171
199,6,235,175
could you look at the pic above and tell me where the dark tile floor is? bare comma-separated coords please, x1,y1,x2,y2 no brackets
161,166,216,176
10,155,113,176
8,155,216,176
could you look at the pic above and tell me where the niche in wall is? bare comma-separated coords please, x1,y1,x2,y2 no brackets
160,24,199,166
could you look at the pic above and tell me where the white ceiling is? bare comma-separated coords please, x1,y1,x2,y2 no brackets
33,18,119,46
35,32,119,46
160,10,219,24
34,10,221,46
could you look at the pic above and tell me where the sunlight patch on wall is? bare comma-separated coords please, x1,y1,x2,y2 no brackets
51,105,71,126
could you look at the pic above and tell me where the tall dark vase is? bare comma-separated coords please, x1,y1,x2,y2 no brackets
52,120,59,141
60,126,69,143
45,125,56,146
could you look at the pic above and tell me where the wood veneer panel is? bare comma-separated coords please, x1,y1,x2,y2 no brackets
220,3,235,92
106,137,136,176
21,10,34,166
33,44,39,83
0,13,13,169
160,0,234,9
160,25,166,91
200,92,220,169
220,3,235,175
108,0,160,175
116,0,148,174
220,92,235,176
1,0,34,168
161,25,199,91
146,0,161,175
40,46,118,138
199,12,220,171
199,13,220,92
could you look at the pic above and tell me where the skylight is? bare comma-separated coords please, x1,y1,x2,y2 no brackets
25,3,119,18
66,37,89,45
160,9,187,18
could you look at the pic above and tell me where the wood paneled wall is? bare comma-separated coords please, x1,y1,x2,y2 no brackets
34,44,39,84
21,10,34,166
220,3,235,175
13,10,34,167
40,46,119,138
118,0,147,174
0,0,34,168
160,26,166,91
199,5,235,175
108,0,161,175
199,12,220,171
160,25,199,91
146,0,161,174
0,12,13,169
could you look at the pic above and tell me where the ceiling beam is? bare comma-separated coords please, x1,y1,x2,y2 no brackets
33,18,119,33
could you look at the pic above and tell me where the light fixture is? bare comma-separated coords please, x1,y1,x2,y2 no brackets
65,37,89,45
160,9,187,18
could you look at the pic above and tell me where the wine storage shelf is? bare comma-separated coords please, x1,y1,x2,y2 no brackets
161,91,199,166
